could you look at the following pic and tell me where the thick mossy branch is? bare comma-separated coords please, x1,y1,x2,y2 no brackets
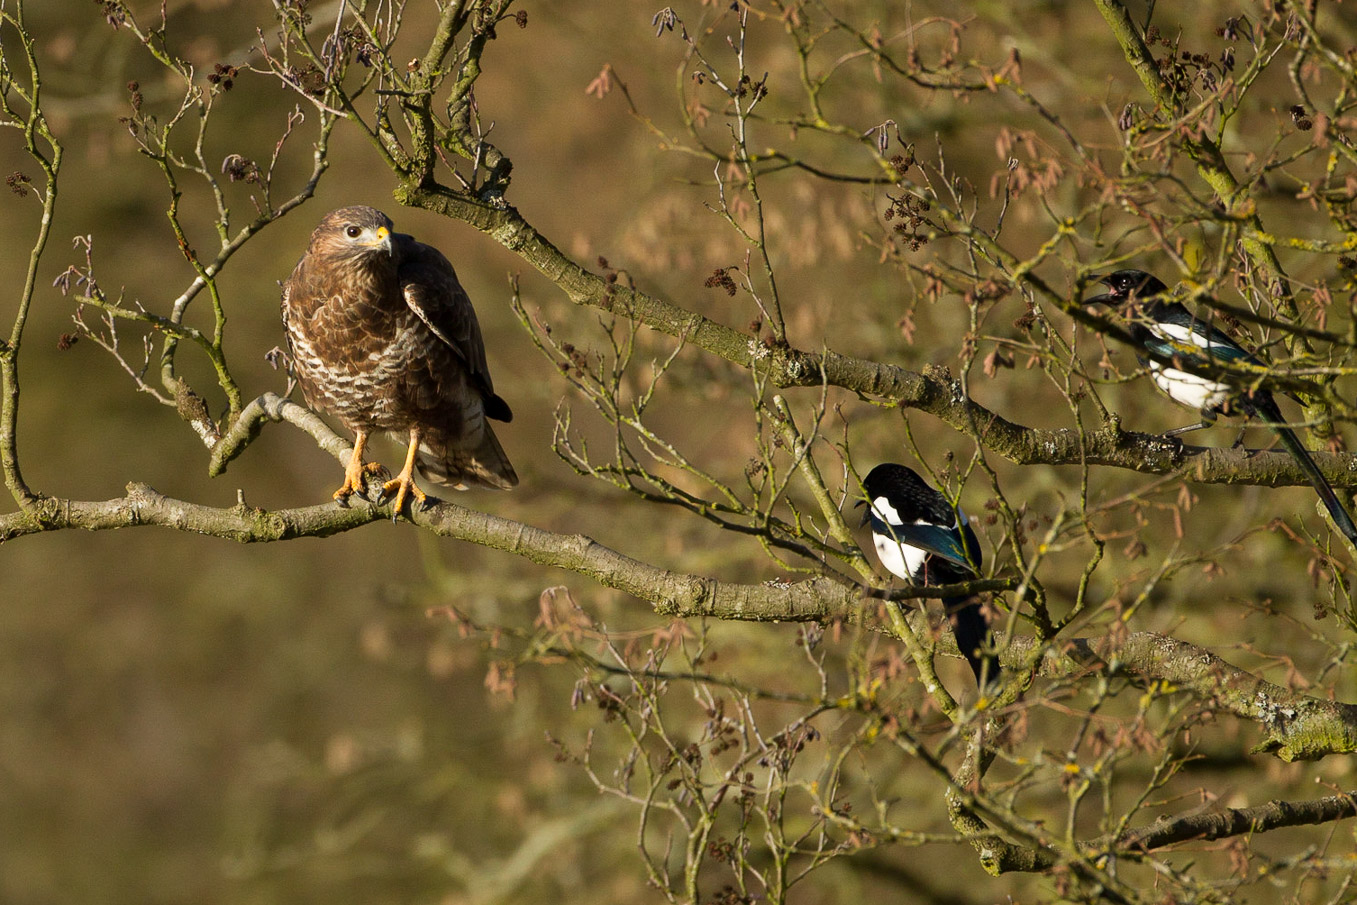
1112,789,1357,851
0,483,377,543
1033,631,1357,761
0,478,928,622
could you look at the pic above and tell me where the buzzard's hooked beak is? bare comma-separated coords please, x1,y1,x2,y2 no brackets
375,225,393,256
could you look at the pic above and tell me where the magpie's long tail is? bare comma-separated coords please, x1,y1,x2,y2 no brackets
1255,394,1357,546
944,595,1000,691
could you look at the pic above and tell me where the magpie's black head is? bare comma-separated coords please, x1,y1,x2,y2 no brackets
1084,269,1168,308
856,463,947,526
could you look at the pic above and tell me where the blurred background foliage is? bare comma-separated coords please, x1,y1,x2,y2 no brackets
2,1,1357,903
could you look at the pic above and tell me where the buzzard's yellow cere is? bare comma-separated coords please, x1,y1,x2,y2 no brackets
281,206,517,514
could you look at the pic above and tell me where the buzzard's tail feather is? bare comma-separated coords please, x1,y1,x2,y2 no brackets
485,392,513,423
416,424,518,491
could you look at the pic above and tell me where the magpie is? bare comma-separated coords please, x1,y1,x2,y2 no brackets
1086,268,1357,546
857,463,999,689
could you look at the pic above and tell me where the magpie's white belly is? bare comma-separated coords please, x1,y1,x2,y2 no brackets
873,532,926,583
1149,363,1231,412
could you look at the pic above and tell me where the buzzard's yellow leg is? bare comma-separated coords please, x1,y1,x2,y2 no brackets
333,431,385,502
382,428,428,517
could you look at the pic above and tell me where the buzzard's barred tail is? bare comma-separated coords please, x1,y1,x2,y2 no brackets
416,424,518,491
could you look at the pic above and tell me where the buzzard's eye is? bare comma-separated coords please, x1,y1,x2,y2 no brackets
345,226,362,239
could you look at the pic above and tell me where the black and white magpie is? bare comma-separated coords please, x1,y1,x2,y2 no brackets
857,463,998,688
1086,268,1357,546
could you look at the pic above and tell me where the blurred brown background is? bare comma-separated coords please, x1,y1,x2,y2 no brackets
1,1,1352,903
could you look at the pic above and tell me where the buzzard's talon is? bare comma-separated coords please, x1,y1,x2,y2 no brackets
359,463,391,501
381,473,427,519
333,462,387,503
333,432,387,503
382,429,427,520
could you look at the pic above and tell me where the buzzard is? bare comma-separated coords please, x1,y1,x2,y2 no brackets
281,205,517,514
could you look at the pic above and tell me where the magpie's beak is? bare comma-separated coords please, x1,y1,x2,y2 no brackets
1083,277,1118,309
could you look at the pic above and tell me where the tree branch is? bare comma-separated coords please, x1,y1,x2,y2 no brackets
397,183,1357,491
1114,789,1357,852
208,392,350,477
6,464,1356,759
1031,631,1357,761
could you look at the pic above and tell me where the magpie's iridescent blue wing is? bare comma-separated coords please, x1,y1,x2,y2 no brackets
1142,319,1263,367
874,520,976,573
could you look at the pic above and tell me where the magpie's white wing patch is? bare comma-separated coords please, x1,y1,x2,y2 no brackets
869,496,904,526
1146,318,1255,363
1148,321,1214,350
871,495,963,530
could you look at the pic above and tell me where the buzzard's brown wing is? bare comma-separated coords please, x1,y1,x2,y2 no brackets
398,237,512,423
396,235,517,490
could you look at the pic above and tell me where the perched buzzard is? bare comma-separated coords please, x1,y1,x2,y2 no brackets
281,205,517,514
